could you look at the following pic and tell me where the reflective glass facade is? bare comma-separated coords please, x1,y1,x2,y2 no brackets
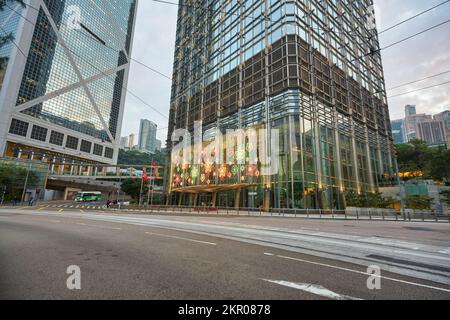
167,0,395,210
0,2,24,91
1,0,137,164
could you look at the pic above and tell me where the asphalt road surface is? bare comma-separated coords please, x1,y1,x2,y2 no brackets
0,208,449,300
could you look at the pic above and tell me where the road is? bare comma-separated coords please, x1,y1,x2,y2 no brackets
0,208,449,300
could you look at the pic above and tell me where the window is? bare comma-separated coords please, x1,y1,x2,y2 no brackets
93,144,103,156
66,136,79,150
9,119,29,137
80,140,92,153
31,125,48,142
49,131,64,146
104,147,114,159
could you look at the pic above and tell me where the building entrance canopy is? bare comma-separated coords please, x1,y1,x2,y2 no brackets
172,183,258,194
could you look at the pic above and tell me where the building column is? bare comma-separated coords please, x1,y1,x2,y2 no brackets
193,193,199,207
263,188,271,212
178,193,184,206
234,189,241,210
211,192,217,208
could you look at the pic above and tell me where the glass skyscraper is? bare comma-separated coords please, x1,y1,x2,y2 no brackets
138,119,158,154
0,0,138,165
167,0,395,210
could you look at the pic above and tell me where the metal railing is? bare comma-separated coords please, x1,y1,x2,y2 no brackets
108,204,450,223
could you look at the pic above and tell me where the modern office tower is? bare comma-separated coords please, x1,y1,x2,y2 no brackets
405,114,432,142
417,120,447,145
119,136,129,150
391,119,406,145
167,0,395,210
405,105,417,117
155,139,162,152
434,110,450,132
128,133,136,150
138,119,158,154
0,0,138,165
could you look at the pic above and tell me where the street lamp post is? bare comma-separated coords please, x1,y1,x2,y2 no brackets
21,156,33,205
395,158,406,220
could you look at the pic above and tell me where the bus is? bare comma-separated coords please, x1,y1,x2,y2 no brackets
74,192,102,202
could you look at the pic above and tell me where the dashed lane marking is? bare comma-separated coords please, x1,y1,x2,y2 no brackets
145,231,217,246
263,280,362,300
265,253,450,293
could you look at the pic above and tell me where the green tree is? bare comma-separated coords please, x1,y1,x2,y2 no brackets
405,195,433,210
395,139,429,177
118,149,166,167
425,148,450,182
120,179,148,201
440,191,450,206
0,163,39,202
345,191,394,209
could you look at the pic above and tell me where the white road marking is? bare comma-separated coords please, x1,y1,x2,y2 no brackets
74,222,119,230
263,280,362,300
272,254,450,293
264,253,275,256
145,231,217,246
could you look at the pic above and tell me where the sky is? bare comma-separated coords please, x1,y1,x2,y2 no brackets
122,0,450,146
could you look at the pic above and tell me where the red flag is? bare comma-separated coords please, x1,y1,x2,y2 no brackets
142,172,149,182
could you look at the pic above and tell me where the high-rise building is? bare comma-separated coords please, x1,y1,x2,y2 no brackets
405,114,432,142
434,110,450,132
0,0,138,164
119,136,129,150
391,119,406,145
417,120,447,145
405,105,417,117
128,133,135,150
166,0,395,210
155,139,162,152
138,119,158,154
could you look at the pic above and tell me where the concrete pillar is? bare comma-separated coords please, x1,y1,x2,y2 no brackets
178,193,184,206
234,189,241,210
193,193,199,207
262,188,268,211
211,192,217,208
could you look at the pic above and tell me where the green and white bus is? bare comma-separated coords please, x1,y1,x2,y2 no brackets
74,192,102,202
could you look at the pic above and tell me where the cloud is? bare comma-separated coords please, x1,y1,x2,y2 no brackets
122,0,450,143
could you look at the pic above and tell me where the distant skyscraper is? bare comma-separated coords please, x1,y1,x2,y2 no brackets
391,119,406,144
119,136,129,150
155,139,162,152
405,114,432,142
405,105,417,117
128,133,135,150
417,120,447,145
0,0,138,164
434,110,450,132
138,119,157,154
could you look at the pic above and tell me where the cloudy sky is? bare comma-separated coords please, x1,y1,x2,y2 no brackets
122,0,450,145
